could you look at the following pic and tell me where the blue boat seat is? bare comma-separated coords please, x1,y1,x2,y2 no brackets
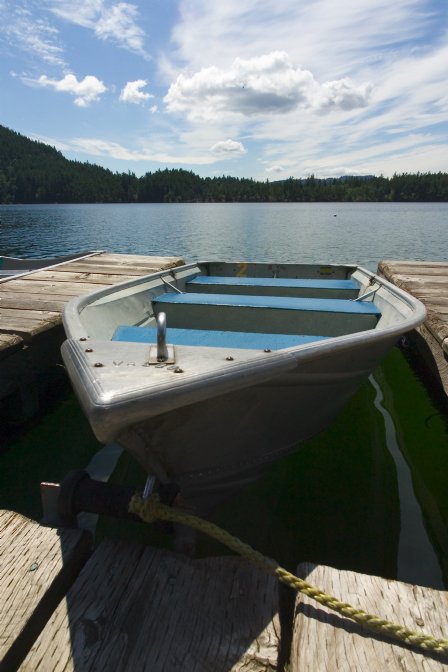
186,275,359,299
153,292,381,337
156,292,380,315
112,326,328,350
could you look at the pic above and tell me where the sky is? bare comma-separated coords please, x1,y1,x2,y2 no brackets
1,0,447,180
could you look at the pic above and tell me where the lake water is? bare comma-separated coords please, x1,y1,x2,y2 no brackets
1,202,447,270
1,202,448,589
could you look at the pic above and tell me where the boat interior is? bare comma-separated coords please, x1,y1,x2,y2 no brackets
75,262,396,355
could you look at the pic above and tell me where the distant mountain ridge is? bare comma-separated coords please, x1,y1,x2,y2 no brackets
1,125,447,203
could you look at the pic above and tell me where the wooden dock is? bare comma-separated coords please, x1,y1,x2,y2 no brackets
0,252,183,423
1,509,447,671
378,260,448,400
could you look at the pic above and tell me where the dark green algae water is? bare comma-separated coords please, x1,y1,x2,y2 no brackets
1,347,447,589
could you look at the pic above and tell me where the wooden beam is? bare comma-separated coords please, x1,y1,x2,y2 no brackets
0,334,23,359
20,270,138,284
0,510,91,672
291,563,448,671
378,259,448,396
21,541,279,672
0,292,73,312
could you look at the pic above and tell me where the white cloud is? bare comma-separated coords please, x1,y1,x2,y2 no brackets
266,165,285,173
62,137,151,160
0,3,66,66
48,0,148,57
119,79,153,104
169,0,432,79
164,52,371,120
36,134,225,165
28,73,107,106
314,78,372,112
210,139,247,156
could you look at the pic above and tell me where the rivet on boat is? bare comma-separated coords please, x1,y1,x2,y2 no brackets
264,349,272,353
80,337,87,341
94,362,103,368
225,356,234,361
173,367,183,373
85,348,93,353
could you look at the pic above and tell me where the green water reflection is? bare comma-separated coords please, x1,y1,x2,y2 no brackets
1,348,446,588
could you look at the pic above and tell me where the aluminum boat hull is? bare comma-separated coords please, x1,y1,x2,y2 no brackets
61,261,426,513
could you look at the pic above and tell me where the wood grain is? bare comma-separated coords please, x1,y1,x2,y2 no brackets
291,562,448,671
0,510,91,672
20,541,279,672
379,260,448,396
0,333,23,357
20,270,138,284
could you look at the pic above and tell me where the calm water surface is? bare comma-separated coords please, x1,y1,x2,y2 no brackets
1,202,447,588
1,202,447,270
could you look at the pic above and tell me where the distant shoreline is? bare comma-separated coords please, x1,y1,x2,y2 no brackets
1,125,448,204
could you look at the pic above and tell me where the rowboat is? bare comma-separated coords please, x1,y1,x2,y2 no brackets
61,261,426,514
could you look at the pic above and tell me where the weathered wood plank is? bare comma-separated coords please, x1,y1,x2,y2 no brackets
0,292,72,312
0,279,109,295
52,263,166,275
21,542,279,672
90,253,184,267
414,295,448,306
0,308,60,321
410,324,448,397
0,510,91,672
0,333,23,356
291,563,448,671
390,277,448,291
21,270,139,284
381,260,448,272
378,260,448,396
0,311,61,340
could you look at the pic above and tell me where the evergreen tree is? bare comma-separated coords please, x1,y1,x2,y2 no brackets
1,125,447,204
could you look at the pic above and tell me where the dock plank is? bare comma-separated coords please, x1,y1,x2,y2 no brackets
0,333,23,358
89,253,183,267
0,510,91,672
53,263,167,275
0,310,61,341
291,563,448,671
22,270,139,284
0,292,74,312
0,279,110,295
0,308,60,321
20,541,279,672
379,259,448,397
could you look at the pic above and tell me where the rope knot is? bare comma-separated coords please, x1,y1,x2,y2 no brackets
129,492,162,523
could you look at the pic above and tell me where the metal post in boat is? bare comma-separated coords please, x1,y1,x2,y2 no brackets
157,312,169,362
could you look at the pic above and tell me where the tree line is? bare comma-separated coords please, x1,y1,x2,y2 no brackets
1,125,447,204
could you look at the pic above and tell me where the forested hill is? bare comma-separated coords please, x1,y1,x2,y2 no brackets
1,125,447,204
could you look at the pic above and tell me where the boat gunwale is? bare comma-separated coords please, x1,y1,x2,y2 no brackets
62,260,427,343
64,260,360,317
60,255,426,443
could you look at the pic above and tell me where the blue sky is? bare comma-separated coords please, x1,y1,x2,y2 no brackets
1,0,447,179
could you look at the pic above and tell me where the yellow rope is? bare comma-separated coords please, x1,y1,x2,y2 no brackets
129,492,448,656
